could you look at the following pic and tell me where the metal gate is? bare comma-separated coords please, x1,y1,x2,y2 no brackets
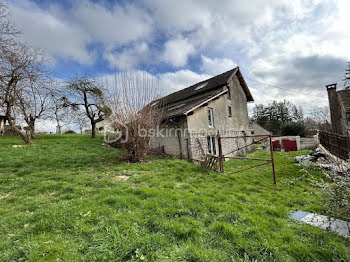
217,132,276,184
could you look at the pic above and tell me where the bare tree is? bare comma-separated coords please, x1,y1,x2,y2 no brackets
309,106,332,132
63,77,111,138
107,72,163,162
73,109,89,134
0,1,47,144
0,0,19,51
0,41,46,144
47,82,74,134
16,81,49,138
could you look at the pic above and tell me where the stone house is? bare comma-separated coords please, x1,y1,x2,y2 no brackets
326,83,350,135
150,67,254,161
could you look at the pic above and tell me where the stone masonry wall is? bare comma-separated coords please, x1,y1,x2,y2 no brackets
187,129,253,161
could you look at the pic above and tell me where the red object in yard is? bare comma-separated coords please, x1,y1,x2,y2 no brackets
272,140,281,151
283,139,297,152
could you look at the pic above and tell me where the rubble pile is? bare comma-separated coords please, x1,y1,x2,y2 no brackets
294,148,327,164
294,147,348,173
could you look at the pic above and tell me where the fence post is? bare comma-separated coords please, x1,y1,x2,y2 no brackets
336,134,340,158
269,135,277,185
347,130,350,160
217,131,224,173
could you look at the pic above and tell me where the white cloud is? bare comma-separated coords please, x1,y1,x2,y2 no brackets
158,70,211,93
73,1,153,46
9,0,93,64
141,0,211,33
104,42,150,70
162,38,195,67
200,55,237,75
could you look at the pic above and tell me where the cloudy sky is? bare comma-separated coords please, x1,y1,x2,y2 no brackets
7,0,350,118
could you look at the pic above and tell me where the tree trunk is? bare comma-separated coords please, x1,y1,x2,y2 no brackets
29,120,35,139
9,122,31,144
6,104,31,144
91,121,96,138
56,125,62,134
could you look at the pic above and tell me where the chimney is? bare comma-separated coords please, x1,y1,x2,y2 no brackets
326,83,343,134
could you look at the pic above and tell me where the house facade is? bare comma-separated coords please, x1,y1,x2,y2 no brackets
150,67,254,161
326,83,350,135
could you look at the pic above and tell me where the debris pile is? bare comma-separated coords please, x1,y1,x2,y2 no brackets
294,147,327,164
295,147,348,173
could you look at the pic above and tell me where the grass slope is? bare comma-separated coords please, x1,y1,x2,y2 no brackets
0,135,349,261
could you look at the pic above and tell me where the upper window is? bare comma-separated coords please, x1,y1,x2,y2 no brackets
227,86,231,99
228,106,232,117
208,107,214,127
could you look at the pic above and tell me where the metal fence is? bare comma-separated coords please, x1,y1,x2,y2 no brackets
217,133,276,184
319,131,350,160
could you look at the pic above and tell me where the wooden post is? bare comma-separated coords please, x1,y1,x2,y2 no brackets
347,130,350,159
217,131,224,173
269,135,276,185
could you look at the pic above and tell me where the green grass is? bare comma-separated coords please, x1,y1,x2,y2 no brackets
0,134,348,261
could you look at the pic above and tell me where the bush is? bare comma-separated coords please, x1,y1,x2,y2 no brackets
324,174,350,221
64,130,76,134
281,122,307,137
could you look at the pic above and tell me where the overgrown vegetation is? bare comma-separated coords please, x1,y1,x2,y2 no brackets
107,72,163,162
324,174,350,221
317,167,350,221
0,135,348,261
251,100,331,136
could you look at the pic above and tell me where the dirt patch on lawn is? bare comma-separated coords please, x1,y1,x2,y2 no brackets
113,175,130,181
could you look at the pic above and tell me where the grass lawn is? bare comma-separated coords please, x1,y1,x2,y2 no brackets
0,134,349,261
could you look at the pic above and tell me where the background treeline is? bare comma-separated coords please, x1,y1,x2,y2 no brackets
251,100,331,137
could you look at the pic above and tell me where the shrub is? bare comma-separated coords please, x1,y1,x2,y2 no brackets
324,173,350,221
108,72,163,162
64,130,76,134
281,122,307,137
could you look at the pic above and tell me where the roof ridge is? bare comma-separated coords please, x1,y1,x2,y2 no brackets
158,67,238,105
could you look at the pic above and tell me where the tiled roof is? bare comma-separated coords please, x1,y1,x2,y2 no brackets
162,89,226,119
152,67,253,120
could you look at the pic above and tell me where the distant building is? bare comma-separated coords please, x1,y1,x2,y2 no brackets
250,122,271,137
326,83,350,135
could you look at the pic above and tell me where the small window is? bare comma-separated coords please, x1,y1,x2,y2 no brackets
207,136,216,155
208,107,214,127
227,86,231,99
228,106,232,117
195,82,208,91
